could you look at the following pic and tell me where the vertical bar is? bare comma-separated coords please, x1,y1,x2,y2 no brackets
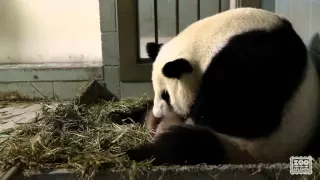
229,0,236,9
218,0,222,12
154,0,159,43
197,0,200,20
175,0,180,35
135,0,141,59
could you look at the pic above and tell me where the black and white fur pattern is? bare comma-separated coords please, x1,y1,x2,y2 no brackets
127,7,320,165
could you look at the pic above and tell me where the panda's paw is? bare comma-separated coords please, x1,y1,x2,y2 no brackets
127,124,226,166
126,144,155,163
126,148,147,162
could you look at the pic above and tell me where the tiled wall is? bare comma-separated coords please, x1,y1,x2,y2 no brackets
100,0,160,99
0,64,103,101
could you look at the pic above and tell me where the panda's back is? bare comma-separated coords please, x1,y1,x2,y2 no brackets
158,7,291,71
182,8,318,162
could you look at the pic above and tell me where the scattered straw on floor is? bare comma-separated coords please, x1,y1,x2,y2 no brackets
0,96,154,179
1,95,320,180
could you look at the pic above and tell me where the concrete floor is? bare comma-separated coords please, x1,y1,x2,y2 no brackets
0,102,44,142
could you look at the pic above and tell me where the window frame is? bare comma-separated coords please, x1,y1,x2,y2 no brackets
117,0,260,82
117,0,153,82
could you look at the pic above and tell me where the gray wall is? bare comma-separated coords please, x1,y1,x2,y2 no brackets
261,0,275,12
275,0,320,46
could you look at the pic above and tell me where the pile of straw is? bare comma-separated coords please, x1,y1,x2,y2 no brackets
0,96,154,179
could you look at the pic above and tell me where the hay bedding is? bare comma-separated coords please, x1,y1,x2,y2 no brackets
0,95,155,180
1,94,320,180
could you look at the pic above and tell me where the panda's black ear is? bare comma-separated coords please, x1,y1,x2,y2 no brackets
162,58,193,79
146,42,163,61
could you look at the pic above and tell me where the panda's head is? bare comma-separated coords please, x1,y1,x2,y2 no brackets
146,42,201,118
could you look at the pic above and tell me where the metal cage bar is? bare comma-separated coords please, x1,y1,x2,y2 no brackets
153,0,159,44
197,0,201,20
175,0,180,35
219,0,222,12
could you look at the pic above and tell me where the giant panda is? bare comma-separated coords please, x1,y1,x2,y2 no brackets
126,7,320,165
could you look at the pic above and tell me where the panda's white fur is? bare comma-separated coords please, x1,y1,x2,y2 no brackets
152,7,288,118
127,7,320,165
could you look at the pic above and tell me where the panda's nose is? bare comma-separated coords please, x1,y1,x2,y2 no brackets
153,108,163,118
153,100,167,118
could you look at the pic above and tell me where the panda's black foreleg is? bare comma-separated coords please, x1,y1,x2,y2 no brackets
126,124,225,166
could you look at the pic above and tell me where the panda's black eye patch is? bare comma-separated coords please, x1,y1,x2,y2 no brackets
161,90,171,105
